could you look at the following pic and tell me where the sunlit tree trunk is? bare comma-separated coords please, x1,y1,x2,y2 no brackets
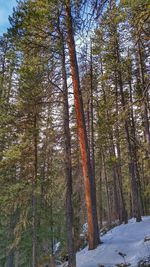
65,0,100,249
61,31,76,266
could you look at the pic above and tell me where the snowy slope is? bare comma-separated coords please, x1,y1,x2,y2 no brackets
76,216,150,267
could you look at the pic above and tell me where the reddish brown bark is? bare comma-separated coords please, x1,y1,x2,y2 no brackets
65,0,100,249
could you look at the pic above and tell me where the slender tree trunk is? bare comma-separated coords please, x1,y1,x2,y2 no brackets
15,250,19,267
102,153,111,226
6,252,14,267
109,144,120,221
65,0,100,249
115,86,128,224
32,113,38,267
98,164,103,228
128,63,143,216
50,255,56,267
112,137,128,223
6,211,19,267
137,40,150,158
101,57,127,223
61,32,76,267
89,41,95,178
108,4,142,220
50,195,54,257
135,41,150,215
115,38,141,222
119,81,141,222
32,193,36,267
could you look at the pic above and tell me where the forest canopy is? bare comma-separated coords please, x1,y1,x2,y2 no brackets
0,0,149,266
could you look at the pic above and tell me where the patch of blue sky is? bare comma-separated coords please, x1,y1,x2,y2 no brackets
0,0,17,35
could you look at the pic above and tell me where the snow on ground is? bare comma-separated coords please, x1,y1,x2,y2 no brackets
76,216,150,267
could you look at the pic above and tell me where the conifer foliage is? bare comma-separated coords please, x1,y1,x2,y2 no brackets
0,0,149,266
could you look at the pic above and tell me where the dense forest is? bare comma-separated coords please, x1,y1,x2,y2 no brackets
0,0,150,266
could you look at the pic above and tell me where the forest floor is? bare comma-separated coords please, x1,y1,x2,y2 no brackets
75,216,150,267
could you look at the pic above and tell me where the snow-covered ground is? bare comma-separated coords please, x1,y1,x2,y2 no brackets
76,216,150,267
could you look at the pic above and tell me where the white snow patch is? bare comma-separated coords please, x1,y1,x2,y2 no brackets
82,223,88,234
54,242,61,253
76,216,150,267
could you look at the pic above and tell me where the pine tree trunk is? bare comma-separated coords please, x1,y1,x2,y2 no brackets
6,252,14,267
89,41,95,178
15,250,19,267
109,145,120,221
135,41,150,215
101,59,127,224
137,40,150,158
61,31,76,267
115,39,141,222
102,153,111,226
128,65,143,216
32,113,37,267
50,255,56,267
98,155,103,228
115,86,128,224
65,0,100,249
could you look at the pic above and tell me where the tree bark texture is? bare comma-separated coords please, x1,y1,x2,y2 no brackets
61,31,76,267
65,0,100,249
